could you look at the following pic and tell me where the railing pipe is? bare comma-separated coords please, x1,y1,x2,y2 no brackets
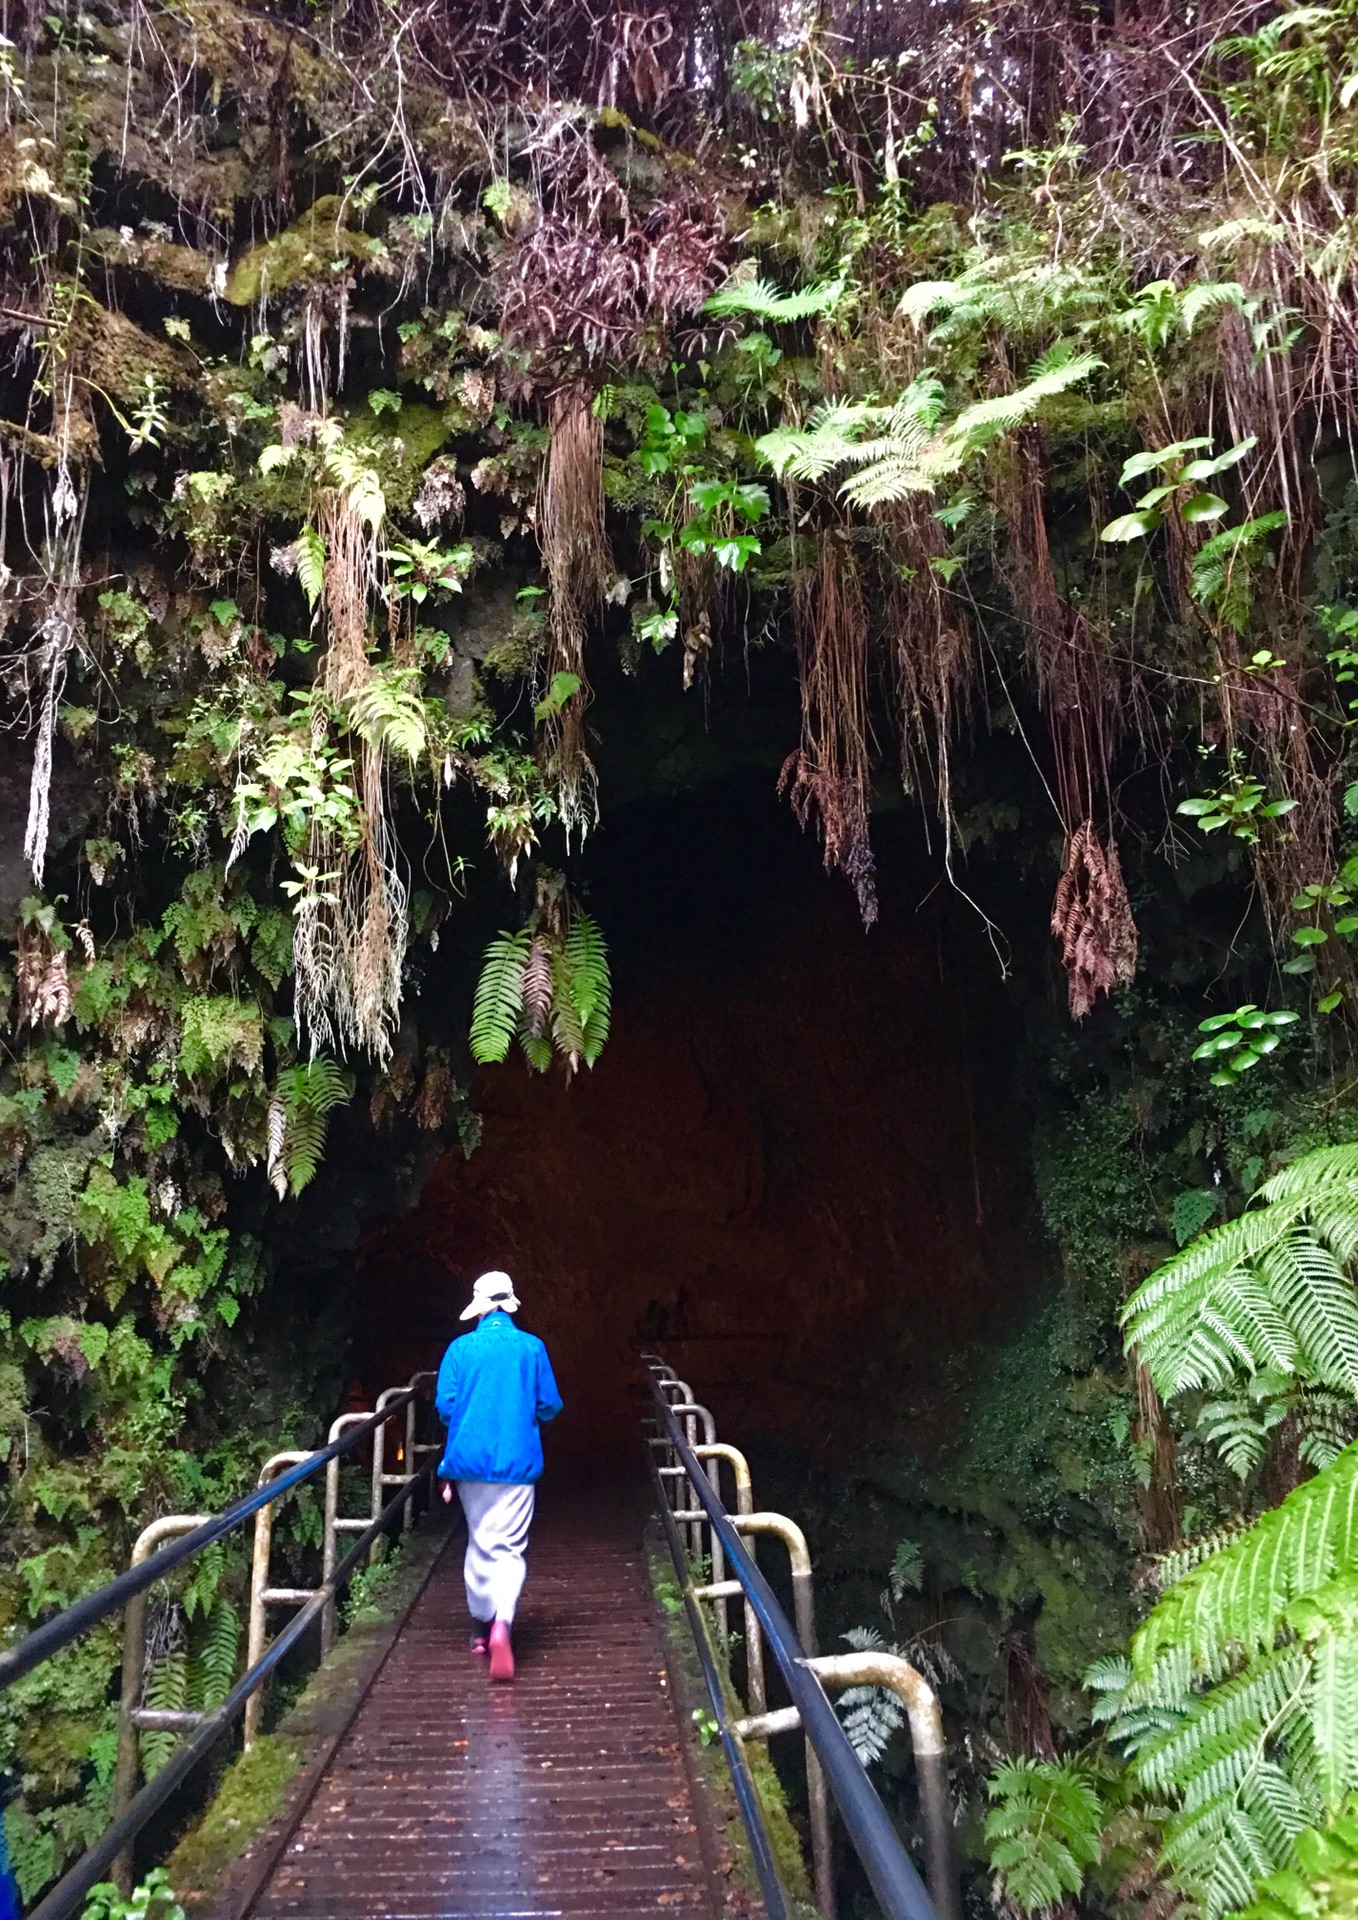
0,1390,421,1694
651,1383,945,1920
111,1515,211,1890
643,1424,791,1920
729,1510,830,1920
27,1461,434,1920
243,1452,311,1748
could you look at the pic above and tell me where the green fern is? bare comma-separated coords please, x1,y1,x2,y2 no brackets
1230,1801,1358,1920
471,906,610,1074
1133,1441,1358,1681
983,1756,1105,1911
140,1646,187,1779
943,343,1105,458
469,929,531,1065
562,912,610,1066
347,665,427,760
756,348,1100,511
271,1058,352,1197
296,525,326,610
704,272,846,323
1123,1145,1358,1403
192,1597,239,1710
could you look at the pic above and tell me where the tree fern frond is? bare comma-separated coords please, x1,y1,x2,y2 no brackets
469,929,531,1065
1164,1795,1284,1918
1122,1146,1358,1402
1133,1648,1309,1791
1133,1443,1358,1678
1158,1521,1253,1589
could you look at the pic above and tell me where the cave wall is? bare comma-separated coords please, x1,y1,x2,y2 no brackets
353,774,1050,1456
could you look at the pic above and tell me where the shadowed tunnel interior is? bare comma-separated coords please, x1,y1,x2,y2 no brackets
351,771,1050,1460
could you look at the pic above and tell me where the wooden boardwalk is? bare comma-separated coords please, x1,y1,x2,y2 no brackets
250,1478,721,1919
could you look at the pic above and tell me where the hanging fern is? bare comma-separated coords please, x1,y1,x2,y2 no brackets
562,911,610,1066
268,1058,353,1198
469,928,532,1065
469,893,610,1075
1123,1145,1358,1403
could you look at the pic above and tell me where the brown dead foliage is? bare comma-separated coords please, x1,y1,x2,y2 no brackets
1051,821,1139,1021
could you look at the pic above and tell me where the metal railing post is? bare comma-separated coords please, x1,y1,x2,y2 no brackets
646,1362,946,1920
729,1511,830,1920
734,1654,960,1920
323,1413,371,1654
244,1453,310,1747
112,1515,212,1892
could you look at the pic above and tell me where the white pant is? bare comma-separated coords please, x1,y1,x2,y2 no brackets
456,1480,536,1624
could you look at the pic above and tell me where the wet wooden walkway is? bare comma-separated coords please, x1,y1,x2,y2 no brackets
250,1481,720,1919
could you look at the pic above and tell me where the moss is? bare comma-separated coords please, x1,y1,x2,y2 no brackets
164,1733,301,1895
225,197,390,306
85,229,221,296
74,303,199,403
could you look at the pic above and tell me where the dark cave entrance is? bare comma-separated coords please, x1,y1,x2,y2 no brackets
349,765,1051,1462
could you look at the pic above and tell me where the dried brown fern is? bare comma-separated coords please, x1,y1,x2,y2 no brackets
1050,821,1138,1021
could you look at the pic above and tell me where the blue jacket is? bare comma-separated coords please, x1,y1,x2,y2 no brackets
435,1312,562,1484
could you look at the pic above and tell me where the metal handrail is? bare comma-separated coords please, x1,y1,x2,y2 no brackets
647,1371,947,1920
0,1388,421,1692
29,1459,435,1920
644,1419,792,1920
2,1374,438,1920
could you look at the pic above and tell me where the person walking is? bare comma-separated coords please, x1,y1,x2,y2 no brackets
436,1270,562,1682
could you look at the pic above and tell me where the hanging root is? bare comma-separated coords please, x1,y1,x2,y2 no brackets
319,487,375,702
782,528,878,927
1051,821,1138,1020
539,383,609,840
293,483,407,1063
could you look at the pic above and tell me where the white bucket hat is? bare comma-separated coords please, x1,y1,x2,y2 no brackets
460,1270,521,1321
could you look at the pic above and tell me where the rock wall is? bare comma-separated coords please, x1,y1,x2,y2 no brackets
353,776,1049,1454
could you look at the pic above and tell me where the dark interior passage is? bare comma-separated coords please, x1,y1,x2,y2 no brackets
354,775,1048,1456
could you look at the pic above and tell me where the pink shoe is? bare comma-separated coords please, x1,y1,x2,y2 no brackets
469,1630,489,1657
488,1619,514,1682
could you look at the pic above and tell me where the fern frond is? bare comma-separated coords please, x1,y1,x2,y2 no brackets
273,1058,353,1196
1133,1442,1358,1679
194,1598,240,1710
984,1757,1104,1912
1133,1648,1310,1792
703,273,846,323
469,929,531,1065
141,1646,187,1779
946,348,1104,454
348,667,427,760
1124,1144,1358,1402
561,913,610,1066
296,525,326,610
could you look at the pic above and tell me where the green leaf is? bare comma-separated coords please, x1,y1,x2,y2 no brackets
1183,490,1231,523
1102,510,1161,541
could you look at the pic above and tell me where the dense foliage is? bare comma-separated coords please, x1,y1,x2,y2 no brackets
10,0,1358,1908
